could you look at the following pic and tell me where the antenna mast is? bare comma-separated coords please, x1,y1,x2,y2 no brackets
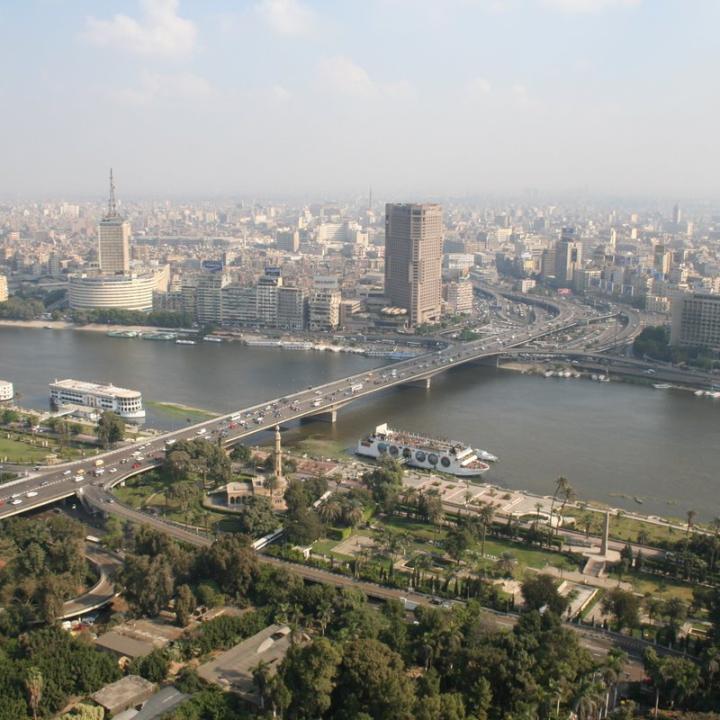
108,168,117,217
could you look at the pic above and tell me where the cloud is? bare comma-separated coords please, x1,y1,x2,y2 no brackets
256,0,314,36
115,71,213,104
464,76,492,102
318,56,414,101
84,0,196,58
270,84,292,103
540,0,641,12
318,56,379,98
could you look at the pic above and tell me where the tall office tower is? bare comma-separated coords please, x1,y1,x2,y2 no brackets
98,170,130,275
554,227,583,288
672,203,682,226
276,228,300,253
384,203,443,325
0,274,8,302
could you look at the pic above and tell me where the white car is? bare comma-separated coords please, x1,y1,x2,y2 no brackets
11,499,22,505
74,475,84,482
109,467,118,473
63,469,72,475
26,491,38,498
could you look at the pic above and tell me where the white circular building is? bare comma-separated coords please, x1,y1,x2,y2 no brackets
0,380,14,401
68,274,155,312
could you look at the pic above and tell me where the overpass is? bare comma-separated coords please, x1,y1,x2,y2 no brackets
0,293,619,521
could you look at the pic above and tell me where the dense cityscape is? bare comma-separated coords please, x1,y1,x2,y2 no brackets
2,2,720,720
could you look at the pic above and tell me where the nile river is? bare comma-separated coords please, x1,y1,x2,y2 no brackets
1,326,718,520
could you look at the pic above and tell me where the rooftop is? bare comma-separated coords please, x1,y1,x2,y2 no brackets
50,378,142,399
197,624,293,702
91,675,156,715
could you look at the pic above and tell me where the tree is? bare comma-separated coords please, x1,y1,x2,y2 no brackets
284,479,310,518
130,649,170,683
362,459,404,511
333,638,415,720
200,535,259,601
549,476,569,532
601,587,640,631
644,648,700,711
285,508,323,546
281,637,341,720
175,584,196,627
230,443,251,463
520,574,569,615
116,554,175,617
25,667,43,720
237,496,278,538
687,509,697,536
319,500,343,525
444,526,473,566
476,503,494,559
96,411,124,448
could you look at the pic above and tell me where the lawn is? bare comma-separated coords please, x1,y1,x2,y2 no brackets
564,507,683,546
146,400,219,423
477,537,580,572
608,569,696,603
0,436,54,463
289,436,350,461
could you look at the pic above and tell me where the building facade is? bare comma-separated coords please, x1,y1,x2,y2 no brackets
98,171,130,275
68,274,155,312
384,203,443,325
0,274,7,302
554,227,583,288
670,293,720,349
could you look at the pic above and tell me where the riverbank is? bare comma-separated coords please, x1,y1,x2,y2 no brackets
0,319,171,335
145,401,219,422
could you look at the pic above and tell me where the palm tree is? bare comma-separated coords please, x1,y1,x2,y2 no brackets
25,667,43,720
686,509,697,536
556,482,576,535
318,500,342,525
251,660,272,711
534,502,543,529
549,476,569,531
477,503,494,559
264,474,279,502
582,513,594,539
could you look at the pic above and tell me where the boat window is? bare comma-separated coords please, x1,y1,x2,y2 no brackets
415,451,426,462
377,442,388,454
440,456,451,468
402,447,412,458
427,453,438,465
389,445,399,456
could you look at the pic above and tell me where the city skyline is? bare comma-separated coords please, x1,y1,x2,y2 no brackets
2,1,719,199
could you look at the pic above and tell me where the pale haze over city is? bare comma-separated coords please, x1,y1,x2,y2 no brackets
2,3,720,720
2,0,719,198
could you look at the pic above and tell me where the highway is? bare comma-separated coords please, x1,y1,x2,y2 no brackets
0,291,615,520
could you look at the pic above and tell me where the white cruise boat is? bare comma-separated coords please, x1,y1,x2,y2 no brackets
357,423,490,477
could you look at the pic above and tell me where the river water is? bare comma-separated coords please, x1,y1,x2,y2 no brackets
1,326,718,520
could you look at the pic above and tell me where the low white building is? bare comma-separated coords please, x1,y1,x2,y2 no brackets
0,380,14,402
49,379,145,419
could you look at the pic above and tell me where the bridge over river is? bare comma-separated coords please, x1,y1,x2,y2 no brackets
0,291,623,521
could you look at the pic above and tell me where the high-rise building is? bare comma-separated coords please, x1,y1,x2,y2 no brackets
384,203,443,325
308,288,341,331
672,203,682,226
670,293,720,349
0,274,8,302
98,170,130,275
276,229,300,253
196,270,228,325
554,227,583,288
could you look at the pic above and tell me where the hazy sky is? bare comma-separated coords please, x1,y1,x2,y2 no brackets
1,0,718,199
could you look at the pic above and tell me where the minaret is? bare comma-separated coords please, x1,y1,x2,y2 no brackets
273,425,283,481
600,510,610,556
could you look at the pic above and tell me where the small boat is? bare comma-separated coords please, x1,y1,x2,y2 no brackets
476,448,499,462
653,383,672,390
634,496,643,504
694,390,705,397
175,339,196,345
203,336,222,343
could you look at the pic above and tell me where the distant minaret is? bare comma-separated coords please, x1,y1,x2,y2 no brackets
273,425,283,481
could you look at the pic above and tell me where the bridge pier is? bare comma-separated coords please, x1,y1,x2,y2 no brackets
303,407,338,423
402,376,431,389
